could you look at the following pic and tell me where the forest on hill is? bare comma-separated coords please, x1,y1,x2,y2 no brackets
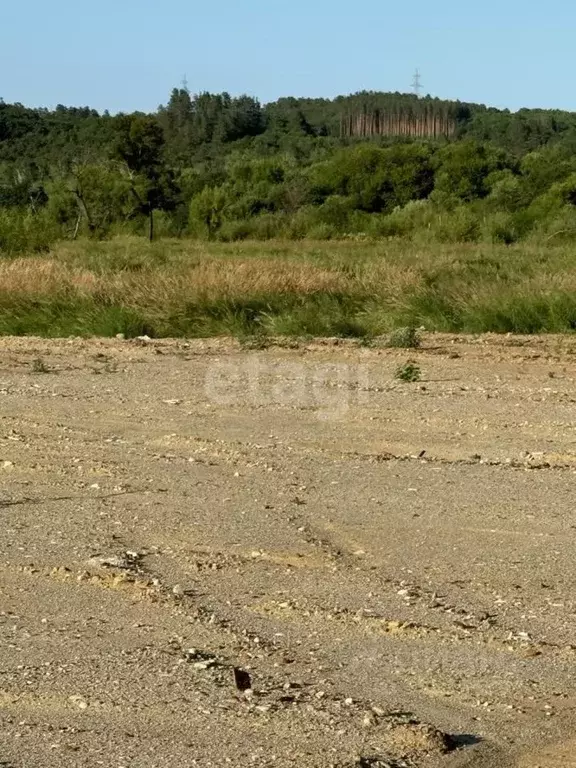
3,88,576,251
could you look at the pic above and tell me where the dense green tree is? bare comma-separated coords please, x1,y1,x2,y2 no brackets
519,145,576,199
69,164,133,237
189,186,229,238
432,140,514,203
310,143,433,212
113,115,180,240
159,87,195,162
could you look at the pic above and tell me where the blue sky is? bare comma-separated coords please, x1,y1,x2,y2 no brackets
2,0,575,113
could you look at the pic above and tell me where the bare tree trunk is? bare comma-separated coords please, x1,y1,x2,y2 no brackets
74,189,95,234
72,214,82,241
149,209,154,242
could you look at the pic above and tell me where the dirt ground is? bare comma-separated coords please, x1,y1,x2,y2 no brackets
2,333,576,767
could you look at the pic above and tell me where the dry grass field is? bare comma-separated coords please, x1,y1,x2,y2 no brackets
2,237,576,338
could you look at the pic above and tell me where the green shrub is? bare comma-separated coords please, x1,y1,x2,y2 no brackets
486,172,527,212
305,223,336,240
373,200,436,239
433,140,514,202
387,326,421,348
250,212,290,240
395,361,421,382
531,205,576,242
429,206,481,243
217,219,254,242
188,186,229,238
483,212,519,244
0,209,62,254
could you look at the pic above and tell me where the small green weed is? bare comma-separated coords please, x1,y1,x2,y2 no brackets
395,360,421,382
387,326,421,349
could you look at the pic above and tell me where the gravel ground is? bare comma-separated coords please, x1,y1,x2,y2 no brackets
2,333,576,767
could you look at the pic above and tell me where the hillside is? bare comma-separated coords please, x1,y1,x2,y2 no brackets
3,88,576,250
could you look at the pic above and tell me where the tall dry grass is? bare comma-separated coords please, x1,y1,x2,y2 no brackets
107,259,351,309
2,236,576,337
0,258,99,296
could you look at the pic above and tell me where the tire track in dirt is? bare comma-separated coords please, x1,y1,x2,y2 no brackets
5,335,576,765
1,562,470,768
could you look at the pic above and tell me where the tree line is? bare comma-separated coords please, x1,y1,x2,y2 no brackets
3,87,576,251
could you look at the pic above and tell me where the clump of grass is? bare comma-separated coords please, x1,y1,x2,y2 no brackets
386,326,421,349
0,299,153,339
395,361,421,382
91,354,119,374
31,357,50,373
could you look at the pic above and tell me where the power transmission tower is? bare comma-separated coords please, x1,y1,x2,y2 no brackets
412,69,422,98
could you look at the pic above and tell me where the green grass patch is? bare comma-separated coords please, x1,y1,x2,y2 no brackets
0,298,153,338
2,236,576,338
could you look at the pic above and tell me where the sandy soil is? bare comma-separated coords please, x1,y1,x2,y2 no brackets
2,333,576,767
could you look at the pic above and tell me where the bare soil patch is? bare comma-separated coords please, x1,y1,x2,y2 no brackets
2,333,576,766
